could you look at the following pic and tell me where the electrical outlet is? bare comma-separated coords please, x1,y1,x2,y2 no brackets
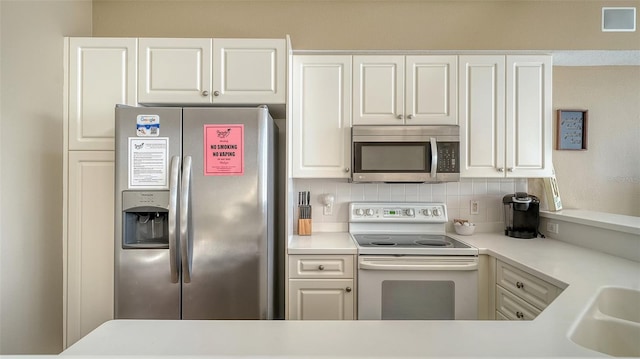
470,200,479,215
323,205,333,216
547,222,559,234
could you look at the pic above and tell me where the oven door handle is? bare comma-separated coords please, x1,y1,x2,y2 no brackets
359,258,478,271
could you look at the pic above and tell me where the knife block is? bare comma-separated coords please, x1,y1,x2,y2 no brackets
298,219,312,236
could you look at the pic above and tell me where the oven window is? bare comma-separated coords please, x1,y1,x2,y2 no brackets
356,143,429,172
381,280,454,320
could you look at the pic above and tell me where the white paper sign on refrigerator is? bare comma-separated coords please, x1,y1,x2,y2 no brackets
128,137,169,188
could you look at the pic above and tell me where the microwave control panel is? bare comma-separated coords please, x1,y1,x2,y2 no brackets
437,142,460,173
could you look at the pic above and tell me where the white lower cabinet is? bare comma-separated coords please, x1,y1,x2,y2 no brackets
495,260,562,320
287,255,355,320
65,151,115,346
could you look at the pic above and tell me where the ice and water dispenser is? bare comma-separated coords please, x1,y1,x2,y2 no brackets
122,191,170,248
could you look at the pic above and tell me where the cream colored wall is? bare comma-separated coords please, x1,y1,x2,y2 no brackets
550,66,640,216
0,1,91,354
92,0,639,50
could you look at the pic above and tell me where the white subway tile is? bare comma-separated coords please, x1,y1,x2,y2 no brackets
487,180,501,195
418,184,432,201
390,184,405,201
405,184,418,201
378,184,390,201
472,179,488,195
350,183,365,201
459,180,473,195
433,183,446,196
363,184,378,201
446,181,460,195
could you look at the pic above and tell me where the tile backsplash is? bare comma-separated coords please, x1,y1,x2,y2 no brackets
294,178,527,229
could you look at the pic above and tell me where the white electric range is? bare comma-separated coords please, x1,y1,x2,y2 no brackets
349,202,479,320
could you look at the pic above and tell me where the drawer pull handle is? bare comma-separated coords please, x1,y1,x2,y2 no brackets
516,311,524,319
318,265,325,270
345,287,352,293
516,281,525,289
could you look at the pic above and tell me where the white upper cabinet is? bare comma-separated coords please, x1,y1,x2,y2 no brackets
291,55,352,178
138,38,212,104
353,55,457,125
459,55,552,178
138,38,285,104
506,56,553,177
213,39,286,104
68,38,137,150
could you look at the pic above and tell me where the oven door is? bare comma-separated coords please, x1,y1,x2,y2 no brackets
357,256,478,320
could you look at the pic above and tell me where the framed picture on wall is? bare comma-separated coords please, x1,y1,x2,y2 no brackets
557,110,588,150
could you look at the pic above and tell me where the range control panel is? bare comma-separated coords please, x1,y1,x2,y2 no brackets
349,202,447,223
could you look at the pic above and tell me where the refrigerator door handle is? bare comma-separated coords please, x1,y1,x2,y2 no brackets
169,156,180,283
180,156,193,283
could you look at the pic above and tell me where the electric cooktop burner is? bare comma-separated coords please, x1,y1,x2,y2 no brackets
354,234,465,248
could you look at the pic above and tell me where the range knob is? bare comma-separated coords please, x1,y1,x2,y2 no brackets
422,208,432,216
405,208,415,217
433,208,442,217
355,208,364,216
365,208,375,216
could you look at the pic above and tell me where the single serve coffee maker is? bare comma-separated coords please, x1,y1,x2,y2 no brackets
502,192,540,239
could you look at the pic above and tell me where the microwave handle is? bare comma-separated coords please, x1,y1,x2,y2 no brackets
430,137,438,178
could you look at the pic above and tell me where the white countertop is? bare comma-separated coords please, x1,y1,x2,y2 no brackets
63,231,640,357
288,232,357,255
541,209,640,235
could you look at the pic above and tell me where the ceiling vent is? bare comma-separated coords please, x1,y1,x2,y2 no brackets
602,7,636,32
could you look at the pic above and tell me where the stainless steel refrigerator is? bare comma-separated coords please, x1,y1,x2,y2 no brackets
114,106,279,320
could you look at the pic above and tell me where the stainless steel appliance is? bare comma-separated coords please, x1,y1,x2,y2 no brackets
114,106,279,320
351,125,460,183
503,192,541,239
350,202,478,320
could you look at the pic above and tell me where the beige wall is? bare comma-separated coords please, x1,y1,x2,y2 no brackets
92,0,639,50
0,1,91,354
550,66,640,216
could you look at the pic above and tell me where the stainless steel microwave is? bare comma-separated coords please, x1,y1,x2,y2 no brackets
351,125,460,183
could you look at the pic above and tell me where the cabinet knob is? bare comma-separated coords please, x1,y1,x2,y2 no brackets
516,281,525,289
516,311,525,319
318,265,325,270
497,167,505,172
213,90,220,97
396,114,403,120
201,90,209,97
507,167,514,172
345,287,352,293
344,168,350,173
407,114,414,120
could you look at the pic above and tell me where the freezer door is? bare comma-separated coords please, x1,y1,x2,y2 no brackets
114,106,183,319
181,107,275,319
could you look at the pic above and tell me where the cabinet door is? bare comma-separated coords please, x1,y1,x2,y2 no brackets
353,56,404,125
291,56,352,178
405,55,457,125
288,279,354,320
138,38,212,104
212,39,285,104
68,38,137,150
505,55,552,177
459,55,506,178
65,151,115,347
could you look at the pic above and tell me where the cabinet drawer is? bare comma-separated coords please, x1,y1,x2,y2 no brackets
289,255,354,279
496,260,560,309
496,285,541,320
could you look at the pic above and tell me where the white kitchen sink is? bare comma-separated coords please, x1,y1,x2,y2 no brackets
569,286,640,357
